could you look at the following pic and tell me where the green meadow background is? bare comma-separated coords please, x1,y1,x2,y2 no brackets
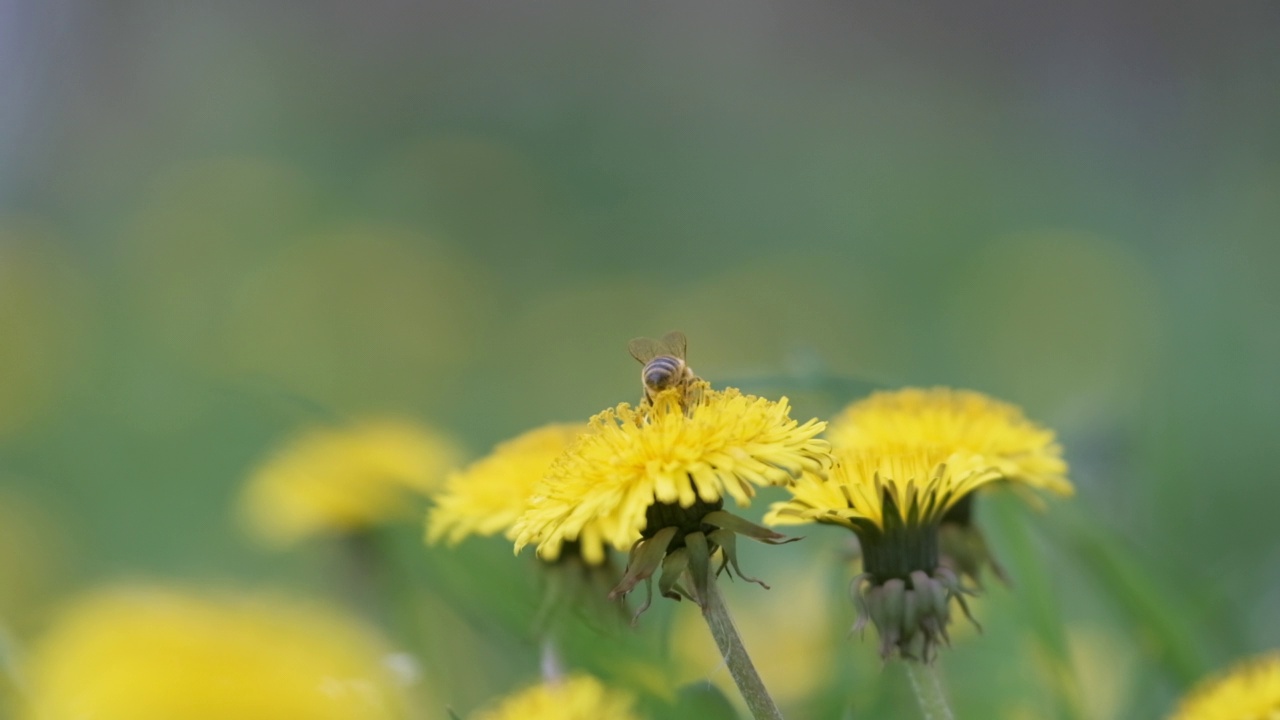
1,2,1278,718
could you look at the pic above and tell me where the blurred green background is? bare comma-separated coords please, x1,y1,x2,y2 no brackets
1,2,1278,718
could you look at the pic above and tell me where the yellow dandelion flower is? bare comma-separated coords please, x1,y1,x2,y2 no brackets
426,424,584,546
1169,652,1280,720
513,387,830,565
766,446,1003,534
20,587,412,720
241,418,461,546
828,387,1071,496
827,387,1072,584
471,674,642,720
765,447,1001,660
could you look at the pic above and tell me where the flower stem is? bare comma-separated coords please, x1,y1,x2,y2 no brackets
904,661,955,720
696,577,784,720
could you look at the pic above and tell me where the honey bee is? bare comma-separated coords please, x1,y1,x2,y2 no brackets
627,331,703,411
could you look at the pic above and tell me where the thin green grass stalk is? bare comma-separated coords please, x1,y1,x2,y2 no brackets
1053,505,1209,687
692,572,784,720
985,493,1086,720
904,661,955,720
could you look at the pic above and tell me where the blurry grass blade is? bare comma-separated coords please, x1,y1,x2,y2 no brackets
1053,504,1209,687
983,491,1086,720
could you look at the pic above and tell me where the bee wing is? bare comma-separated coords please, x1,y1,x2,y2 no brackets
660,331,688,360
628,337,668,364
629,331,689,363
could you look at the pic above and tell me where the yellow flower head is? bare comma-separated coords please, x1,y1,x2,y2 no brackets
1170,652,1280,720
513,387,830,564
20,587,412,720
766,446,1001,661
765,446,1003,533
828,387,1072,496
241,418,461,546
425,423,585,546
471,674,642,720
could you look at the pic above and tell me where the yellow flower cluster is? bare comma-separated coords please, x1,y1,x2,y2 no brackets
513,387,829,564
20,587,411,720
241,418,460,546
471,674,641,720
827,387,1071,496
426,424,585,546
1170,652,1280,720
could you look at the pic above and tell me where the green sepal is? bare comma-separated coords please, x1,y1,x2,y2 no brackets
658,548,691,601
608,526,677,601
684,531,712,607
702,510,800,545
708,528,770,590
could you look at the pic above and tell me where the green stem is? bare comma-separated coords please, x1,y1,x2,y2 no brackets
695,576,784,720
904,661,955,720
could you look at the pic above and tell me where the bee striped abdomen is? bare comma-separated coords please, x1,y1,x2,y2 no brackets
643,356,684,389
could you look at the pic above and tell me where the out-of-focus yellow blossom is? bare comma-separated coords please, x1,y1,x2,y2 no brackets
827,387,1071,497
426,424,585,547
20,587,412,720
471,674,642,720
513,387,830,564
1169,652,1280,720
241,418,461,546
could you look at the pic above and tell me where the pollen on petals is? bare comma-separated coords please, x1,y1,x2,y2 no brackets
513,387,831,562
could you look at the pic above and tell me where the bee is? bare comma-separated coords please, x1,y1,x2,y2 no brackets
627,331,703,411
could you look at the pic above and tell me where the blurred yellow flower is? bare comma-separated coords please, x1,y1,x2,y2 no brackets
513,387,829,564
471,674,641,720
241,418,461,546
426,423,585,546
21,587,412,720
828,387,1071,496
1169,652,1280,720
